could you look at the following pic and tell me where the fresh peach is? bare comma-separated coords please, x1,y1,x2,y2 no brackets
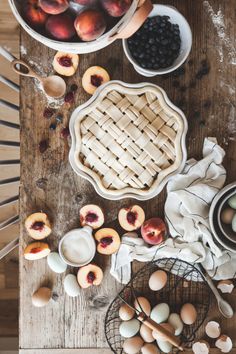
77,264,103,288
95,228,120,255
118,205,145,231
101,0,131,17
53,51,79,76
82,66,110,95
39,0,69,15
74,0,97,5
25,212,52,240
24,242,50,260
74,9,106,42
141,218,166,245
23,0,48,28
46,14,76,41
79,204,104,229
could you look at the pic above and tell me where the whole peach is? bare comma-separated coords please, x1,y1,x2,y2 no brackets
73,0,97,5
74,9,106,42
23,1,48,28
141,218,166,245
46,14,76,40
101,0,132,17
39,0,69,15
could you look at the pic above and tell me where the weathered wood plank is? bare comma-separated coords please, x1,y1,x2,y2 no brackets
19,0,236,351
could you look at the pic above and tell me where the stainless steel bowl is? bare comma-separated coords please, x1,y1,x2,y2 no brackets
217,189,236,244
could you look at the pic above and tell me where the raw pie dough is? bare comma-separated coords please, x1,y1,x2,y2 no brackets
73,82,186,197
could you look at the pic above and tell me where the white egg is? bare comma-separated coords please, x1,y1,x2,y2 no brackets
168,313,184,336
64,274,80,297
156,340,173,353
47,252,67,273
151,303,170,324
119,319,140,338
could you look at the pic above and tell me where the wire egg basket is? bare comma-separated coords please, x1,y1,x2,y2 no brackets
105,258,211,353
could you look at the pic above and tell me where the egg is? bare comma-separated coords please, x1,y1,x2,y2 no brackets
149,270,167,291
32,287,52,307
123,336,144,354
152,323,174,341
150,303,170,324
47,252,67,273
119,319,140,338
134,296,151,315
141,343,159,354
168,313,184,335
180,303,197,325
221,208,235,224
119,303,135,321
232,214,236,232
140,323,155,343
228,193,236,209
156,340,173,353
64,274,80,297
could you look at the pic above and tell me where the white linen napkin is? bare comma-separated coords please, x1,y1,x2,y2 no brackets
110,137,236,284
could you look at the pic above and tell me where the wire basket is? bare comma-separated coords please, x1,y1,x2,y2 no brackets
105,258,211,353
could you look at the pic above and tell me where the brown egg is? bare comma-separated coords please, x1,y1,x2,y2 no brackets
119,303,135,321
149,270,167,291
123,336,144,354
221,208,235,224
141,343,159,354
32,287,52,307
140,323,155,343
180,303,197,325
134,296,151,315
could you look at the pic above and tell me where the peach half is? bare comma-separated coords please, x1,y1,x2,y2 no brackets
82,66,110,95
95,228,120,255
39,0,69,15
25,212,52,240
118,205,145,231
79,204,104,229
77,264,103,288
53,51,79,76
24,242,50,260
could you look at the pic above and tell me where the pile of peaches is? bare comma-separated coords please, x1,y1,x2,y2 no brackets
22,0,132,42
23,204,167,293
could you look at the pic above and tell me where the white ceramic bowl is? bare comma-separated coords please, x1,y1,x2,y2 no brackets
209,182,236,253
122,4,192,76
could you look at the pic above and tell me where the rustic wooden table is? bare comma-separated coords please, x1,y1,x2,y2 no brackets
19,0,236,353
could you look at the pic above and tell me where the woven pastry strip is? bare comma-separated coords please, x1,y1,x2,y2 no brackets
79,89,180,190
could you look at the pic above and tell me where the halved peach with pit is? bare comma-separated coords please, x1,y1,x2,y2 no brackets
77,264,103,288
95,228,120,255
79,204,104,229
118,205,145,231
82,66,110,95
24,242,50,260
25,212,52,240
53,51,79,77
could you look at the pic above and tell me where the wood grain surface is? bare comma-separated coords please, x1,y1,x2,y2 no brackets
19,0,236,351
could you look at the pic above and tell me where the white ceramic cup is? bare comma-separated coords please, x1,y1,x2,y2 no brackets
122,4,192,76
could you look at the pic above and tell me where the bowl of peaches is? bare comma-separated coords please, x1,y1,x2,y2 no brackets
8,0,153,53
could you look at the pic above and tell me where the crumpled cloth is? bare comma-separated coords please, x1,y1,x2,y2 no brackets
110,138,236,284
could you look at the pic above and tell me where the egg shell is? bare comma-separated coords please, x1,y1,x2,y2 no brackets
149,270,167,291
168,313,184,336
221,208,235,224
141,343,159,354
180,303,197,325
152,323,174,341
134,296,151,315
119,319,140,338
232,214,236,232
64,274,80,297
119,303,135,321
123,336,144,354
228,194,236,209
140,323,155,343
151,303,170,324
156,340,173,353
32,287,52,307
47,252,67,273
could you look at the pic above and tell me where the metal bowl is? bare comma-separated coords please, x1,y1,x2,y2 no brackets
209,181,236,252
217,189,236,244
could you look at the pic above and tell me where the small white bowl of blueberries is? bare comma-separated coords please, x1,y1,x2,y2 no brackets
123,4,192,76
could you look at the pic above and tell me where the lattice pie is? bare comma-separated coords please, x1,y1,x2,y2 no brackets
72,82,187,198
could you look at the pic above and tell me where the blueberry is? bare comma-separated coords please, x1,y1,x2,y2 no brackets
161,38,169,46
151,45,157,52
